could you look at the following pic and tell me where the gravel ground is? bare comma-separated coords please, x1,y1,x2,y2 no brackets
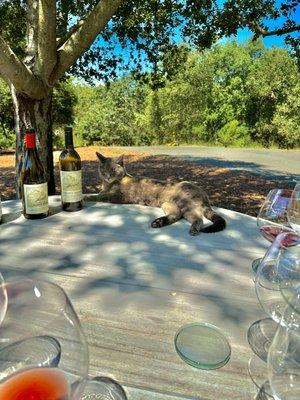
0,146,294,216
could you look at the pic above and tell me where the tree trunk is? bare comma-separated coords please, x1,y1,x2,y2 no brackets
150,89,163,143
11,86,55,198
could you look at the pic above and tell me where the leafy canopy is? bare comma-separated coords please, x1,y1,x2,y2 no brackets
0,0,299,83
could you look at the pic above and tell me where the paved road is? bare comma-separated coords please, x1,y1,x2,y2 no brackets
117,146,300,182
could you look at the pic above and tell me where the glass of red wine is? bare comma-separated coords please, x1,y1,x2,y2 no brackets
252,188,293,273
0,278,89,400
287,182,300,235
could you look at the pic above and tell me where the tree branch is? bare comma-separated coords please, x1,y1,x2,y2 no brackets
50,0,124,84
260,24,300,37
56,19,84,49
36,0,57,79
0,35,46,99
239,16,300,38
24,0,39,67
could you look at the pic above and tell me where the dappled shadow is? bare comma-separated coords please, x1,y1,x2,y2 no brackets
0,199,264,398
1,200,265,326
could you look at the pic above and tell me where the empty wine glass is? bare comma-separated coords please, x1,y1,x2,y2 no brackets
255,232,300,325
248,233,300,397
0,272,7,325
287,182,300,235
252,189,293,273
0,278,89,399
267,303,300,400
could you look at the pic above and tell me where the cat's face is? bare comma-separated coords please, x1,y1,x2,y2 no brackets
96,152,126,184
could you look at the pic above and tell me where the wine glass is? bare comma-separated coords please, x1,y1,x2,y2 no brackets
0,272,7,325
0,278,89,399
252,189,293,273
248,233,300,396
267,304,300,400
81,376,127,400
287,182,300,235
255,232,300,326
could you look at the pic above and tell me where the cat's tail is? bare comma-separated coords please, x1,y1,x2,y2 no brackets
201,208,226,233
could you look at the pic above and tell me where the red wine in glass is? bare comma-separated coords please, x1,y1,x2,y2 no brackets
259,225,293,243
0,367,69,400
252,189,293,273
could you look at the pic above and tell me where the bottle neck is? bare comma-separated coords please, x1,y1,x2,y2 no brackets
65,130,74,148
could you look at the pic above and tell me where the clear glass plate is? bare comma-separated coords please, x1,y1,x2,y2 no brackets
174,323,231,370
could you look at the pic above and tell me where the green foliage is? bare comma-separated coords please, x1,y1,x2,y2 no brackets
272,82,300,149
0,79,14,148
72,40,300,149
74,78,148,146
216,120,250,147
2,1,297,84
1,40,299,149
52,79,78,148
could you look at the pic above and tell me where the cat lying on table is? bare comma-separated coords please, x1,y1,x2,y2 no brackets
84,152,226,236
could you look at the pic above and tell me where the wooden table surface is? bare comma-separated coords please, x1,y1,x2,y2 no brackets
0,196,268,400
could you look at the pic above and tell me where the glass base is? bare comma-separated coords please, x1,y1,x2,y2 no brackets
247,318,278,362
0,336,61,371
248,354,273,397
252,258,263,273
80,377,127,400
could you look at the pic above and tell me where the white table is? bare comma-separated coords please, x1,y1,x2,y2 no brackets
0,196,268,399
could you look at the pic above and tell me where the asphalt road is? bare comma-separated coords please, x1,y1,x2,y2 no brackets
117,146,300,182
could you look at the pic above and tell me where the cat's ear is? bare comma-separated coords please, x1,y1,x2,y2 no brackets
96,152,106,163
115,155,124,166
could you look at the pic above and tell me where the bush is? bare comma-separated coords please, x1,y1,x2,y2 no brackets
216,120,250,147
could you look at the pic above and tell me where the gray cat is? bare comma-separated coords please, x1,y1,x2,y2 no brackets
84,152,226,235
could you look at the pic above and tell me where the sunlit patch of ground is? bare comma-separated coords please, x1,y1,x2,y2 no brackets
0,146,293,216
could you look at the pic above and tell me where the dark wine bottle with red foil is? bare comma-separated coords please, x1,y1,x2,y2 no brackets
21,129,49,219
59,127,83,212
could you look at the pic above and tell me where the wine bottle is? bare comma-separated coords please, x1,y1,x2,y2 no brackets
59,127,83,212
21,129,49,219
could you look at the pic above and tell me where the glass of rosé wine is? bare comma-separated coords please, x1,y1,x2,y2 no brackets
252,188,293,273
0,278,89,400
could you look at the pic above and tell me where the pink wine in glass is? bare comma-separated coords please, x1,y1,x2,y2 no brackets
259,225,292,243
0,367,69,400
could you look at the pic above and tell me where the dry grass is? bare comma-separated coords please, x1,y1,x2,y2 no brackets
0,146,293,216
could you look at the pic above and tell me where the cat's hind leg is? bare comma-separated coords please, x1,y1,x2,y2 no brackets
183,210,204,236
151,202,182,229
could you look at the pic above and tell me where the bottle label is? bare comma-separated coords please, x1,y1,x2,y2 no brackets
24,183,49,214
60,170,83,203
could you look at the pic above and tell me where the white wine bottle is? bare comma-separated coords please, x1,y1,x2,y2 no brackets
59,127,83,212
21,129,49,219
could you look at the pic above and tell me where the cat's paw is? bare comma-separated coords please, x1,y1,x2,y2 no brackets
189,228,201,236
189,221,202,236
151,217,166,228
